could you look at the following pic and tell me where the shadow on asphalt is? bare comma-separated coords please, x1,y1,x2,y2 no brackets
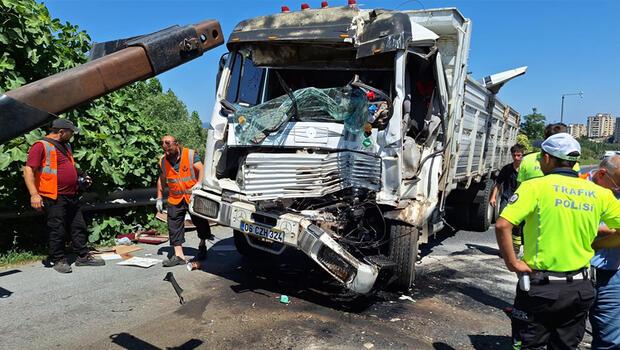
110,332,203,350
419,227,459,259
464,243,500,256
0,286,12,298
433,335,511,350
0,269,21,277
199,237,379,313
157,246,200,259
468,334,512,349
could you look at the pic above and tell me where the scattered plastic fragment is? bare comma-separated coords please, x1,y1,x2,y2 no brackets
115,237,132,245
363,342,374,349
399,295,416,302
390,318,401,322
279,295,290,304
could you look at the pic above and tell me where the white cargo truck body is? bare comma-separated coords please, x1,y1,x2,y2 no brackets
191,6,524,293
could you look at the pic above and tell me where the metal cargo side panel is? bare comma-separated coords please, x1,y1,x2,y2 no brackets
454,81,491,179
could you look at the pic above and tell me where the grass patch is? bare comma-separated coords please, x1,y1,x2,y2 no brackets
0,249,46,267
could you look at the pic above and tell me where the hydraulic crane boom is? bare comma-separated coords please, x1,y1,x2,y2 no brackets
0,20,223,144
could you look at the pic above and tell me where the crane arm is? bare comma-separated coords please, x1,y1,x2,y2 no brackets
0,20,223,144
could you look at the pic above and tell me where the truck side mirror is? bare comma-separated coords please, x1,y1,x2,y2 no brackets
216,53,229,92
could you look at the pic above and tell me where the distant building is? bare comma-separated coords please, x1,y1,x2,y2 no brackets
615,117,620,143
587,113,615,138
568,123,587,139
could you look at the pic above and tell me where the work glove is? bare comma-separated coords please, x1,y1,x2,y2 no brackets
192,183,202,192
156,198,164,213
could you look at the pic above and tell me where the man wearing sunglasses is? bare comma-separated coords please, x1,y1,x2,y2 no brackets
588,155,620,349
157,135,213,266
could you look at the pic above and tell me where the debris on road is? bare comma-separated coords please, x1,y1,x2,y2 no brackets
98,253,122,261
114,245,142,256
390,318,401,322
279,295,290,304
116,257,161,268
163,272,185,305
186,261,202,271
399,295,416,303
363,342,374,349
115,237,132,246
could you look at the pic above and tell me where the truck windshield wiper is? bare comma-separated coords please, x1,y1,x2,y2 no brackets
275,70,299,120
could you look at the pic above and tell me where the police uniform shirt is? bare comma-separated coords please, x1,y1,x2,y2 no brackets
501,168,620,272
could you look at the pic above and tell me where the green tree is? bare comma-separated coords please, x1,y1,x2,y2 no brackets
0,0,181,249
520,111,546,141
516,133,534,153
139,89,207,152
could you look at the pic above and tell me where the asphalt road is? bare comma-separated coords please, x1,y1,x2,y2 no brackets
1,226,518,349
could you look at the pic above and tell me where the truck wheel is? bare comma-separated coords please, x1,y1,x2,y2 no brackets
470,179,494,232
388,222,419,291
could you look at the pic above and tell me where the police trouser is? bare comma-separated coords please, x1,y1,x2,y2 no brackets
42,195,89,262
167,199,212,246
511,273,595,350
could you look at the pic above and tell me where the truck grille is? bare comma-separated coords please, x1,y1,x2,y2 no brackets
239,152,381,200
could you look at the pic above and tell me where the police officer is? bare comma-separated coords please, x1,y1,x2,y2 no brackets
495,133,620,349
517,123,580,184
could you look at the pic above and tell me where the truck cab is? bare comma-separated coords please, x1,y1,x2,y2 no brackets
190,5,523,293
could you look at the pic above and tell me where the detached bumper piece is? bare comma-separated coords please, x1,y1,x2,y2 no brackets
298,223,378,294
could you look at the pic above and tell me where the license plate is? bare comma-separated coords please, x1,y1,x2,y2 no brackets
240,220,284,243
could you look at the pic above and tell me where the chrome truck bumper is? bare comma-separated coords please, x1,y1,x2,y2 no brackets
190,189,379,294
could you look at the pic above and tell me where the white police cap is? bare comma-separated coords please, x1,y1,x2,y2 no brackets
541,133,581,161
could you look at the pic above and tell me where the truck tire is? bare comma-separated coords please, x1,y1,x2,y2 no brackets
388,222,419,291
469,179,494,232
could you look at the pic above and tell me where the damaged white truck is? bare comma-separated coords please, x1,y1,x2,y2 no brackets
190,6,525,293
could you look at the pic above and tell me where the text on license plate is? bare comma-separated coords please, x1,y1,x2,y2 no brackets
240,221,284,243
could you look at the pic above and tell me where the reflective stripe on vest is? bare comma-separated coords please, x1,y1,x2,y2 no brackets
34,140,74,200
160,148,198,205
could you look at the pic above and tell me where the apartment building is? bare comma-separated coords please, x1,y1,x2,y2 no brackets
587,113,615,138
568,123,587,139
615,117,620,142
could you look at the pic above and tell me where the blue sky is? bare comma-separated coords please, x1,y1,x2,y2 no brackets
44,0,619,126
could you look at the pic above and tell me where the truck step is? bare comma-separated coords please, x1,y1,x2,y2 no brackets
364,255,397,269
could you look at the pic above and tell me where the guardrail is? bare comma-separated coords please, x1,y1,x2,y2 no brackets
0,187,161,220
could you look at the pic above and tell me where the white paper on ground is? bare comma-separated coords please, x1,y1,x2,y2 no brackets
117,257,162,268
99,253,123,260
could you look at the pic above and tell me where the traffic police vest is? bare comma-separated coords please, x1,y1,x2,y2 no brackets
35,140,75,200
160,148,198,205
501,168,620,272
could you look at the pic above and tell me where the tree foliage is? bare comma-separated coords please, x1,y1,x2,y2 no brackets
0,0,205,249
516,134,534,153
577,137,611,164
138,88,207,152
520,112,546,142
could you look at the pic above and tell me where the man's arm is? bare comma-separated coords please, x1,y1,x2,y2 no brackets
193,161,204,184
157,174,165,199
592,234,620,250
495,218,532,273
490,184,500,208
23,165,43,211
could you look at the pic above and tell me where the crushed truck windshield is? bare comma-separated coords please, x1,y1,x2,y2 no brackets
224,51,393,144
232,86,368,144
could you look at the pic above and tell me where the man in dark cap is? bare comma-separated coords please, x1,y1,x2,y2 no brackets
23,119,104,273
